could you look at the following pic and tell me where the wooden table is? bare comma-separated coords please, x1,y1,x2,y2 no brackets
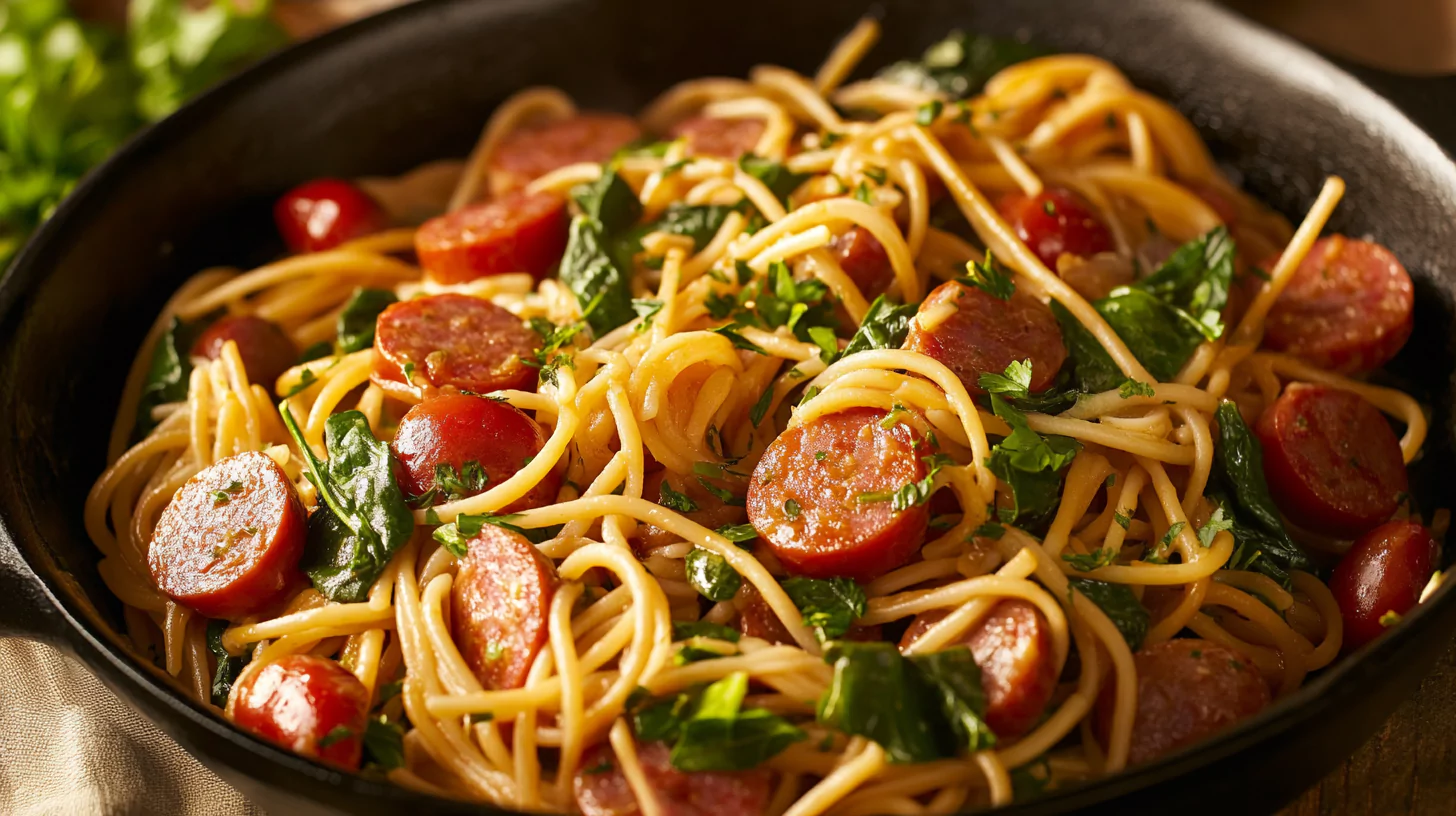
1285,635,1456,814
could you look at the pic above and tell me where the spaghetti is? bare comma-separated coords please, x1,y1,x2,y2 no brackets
86,19,1443,815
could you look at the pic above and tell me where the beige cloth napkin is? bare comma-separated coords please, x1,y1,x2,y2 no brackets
0,638,259,816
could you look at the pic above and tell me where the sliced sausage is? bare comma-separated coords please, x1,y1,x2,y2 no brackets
1096,638,1269,765
747,407,929,581
230,654,370,770
489,113,643,198
830,226,895,299
904,280,1067,395
191,315,298,391
899,600,1057,739
1330,521,1438,650
371,293,539,399
392,393,559,511
997,187,1114,269
416,190,569,285
148,451,307,620
451,524,558,690
667,115,766,159
635,470,747,553
1255,383,1407,538
574,740,772,816
1263,236,1414,374
736,584,881,645
274,178,387,254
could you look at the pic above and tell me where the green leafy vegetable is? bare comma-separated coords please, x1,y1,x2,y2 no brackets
1062,547,1117,572
1049,301,1125,395
133,315,204,439
672,620,742,643
205,618,249,707
628,674,806,771
739,154,809,205
1133,226,1235,341
284,407,415,603
1067,578,1148,650
1196,506,1234,548
715,523,758,546
781,577,867,642
1211,401,1317,585
128,0,287,121
838,295,918,360
915,100,943,126
979,359,1034,399
611,202,735,275
983,367,1081,525
957,251,1016,301
817,641,995,763
335,288,397,353
878,30,1045,99
560,169,642,335
363,715,405,770
659,480,700,513
685,548,742,602
1118,379,1156,399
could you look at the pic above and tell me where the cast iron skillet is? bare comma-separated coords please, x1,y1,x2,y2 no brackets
2,0,1455,813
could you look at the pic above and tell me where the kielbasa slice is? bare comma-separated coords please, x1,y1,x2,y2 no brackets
747,407,929,581
416,190,569,285
371,293,539,398
574,741,772,816
899,599,1058,739
830,226,895,299
1330,521,1439,650
1255,383,1407,538
274,178,387,254
667,115,766,159
230,654,370,770
191,315,298,391
998,187,1113,269
392,393,559,511
1263,236,1414,374
451,524,558,690
489,112,643,198
148,451,307,620
1096,638,1269,765
635,470,747,553
904,280,1067,395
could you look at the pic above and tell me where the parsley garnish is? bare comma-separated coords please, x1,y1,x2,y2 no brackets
957,250,1015,300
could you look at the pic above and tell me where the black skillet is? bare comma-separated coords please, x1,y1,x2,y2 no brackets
2,0,1455,813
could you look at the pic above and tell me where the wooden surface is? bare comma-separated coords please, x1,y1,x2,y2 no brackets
1283,634,1456,815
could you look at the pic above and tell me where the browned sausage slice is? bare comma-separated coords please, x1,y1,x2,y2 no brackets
899,599,1057,739
574,741,773,816
371,293,539,399
489,113,643,197
747,407,929,581
667,115,766,159
904,280,1067,395
416,190,569,285
231,654,370,770
191,315,297,391
830,226,895,299
148,451,307,620
1255,383,1407,537
392,393,558,511
1263,236,1414,374
1096,638,1270,765
634,470,747,553
451,524,558,690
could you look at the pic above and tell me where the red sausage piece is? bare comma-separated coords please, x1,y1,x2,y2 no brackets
1263,236,1414,374
831,226,895,299
489,113,643,197
635,470,747,553
1330,521,1438,650
747,407,929,581
998,187,1114,269
231,654,370,770
667,115,766,159
148,451,307,620
416,190,569,285
1255,384,1407,538
904,280,1067,395
451,524,558,690
574,741,772,816
372,293,539,396
191,315,298,391
274,178,387,254
1096,639,1269,765
392,393,558,511
899,600,1058,739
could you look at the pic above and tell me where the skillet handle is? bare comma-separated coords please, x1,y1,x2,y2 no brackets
0,529,66,645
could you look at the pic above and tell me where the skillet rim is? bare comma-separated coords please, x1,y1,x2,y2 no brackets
2,0,1455,813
